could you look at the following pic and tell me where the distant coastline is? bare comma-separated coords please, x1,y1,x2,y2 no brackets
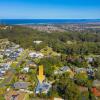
0,19,100,25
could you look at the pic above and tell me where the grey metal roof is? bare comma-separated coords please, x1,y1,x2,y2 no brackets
14,82,30,89
60,66,70,71
35,82,51,94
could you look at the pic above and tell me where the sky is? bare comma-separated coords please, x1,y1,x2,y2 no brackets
0,0,100,19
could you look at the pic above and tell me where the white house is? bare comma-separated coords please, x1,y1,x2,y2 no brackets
87,57,94,63
17,48,24,53
0,62,11,70
54,66,71,74
0,69,6,74
29,52,44,58
33,41,42,44
22,67,29,73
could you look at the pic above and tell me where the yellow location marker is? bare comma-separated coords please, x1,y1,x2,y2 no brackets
37,65,45,84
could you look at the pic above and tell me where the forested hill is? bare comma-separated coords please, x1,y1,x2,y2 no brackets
0,25,100,55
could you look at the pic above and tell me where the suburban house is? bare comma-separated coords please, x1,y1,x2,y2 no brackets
0,61,11,75
13,82,30,89
87,57,94,63
33,40,43,44
5,90,29,100
87,68,94,79
92,80,100,97
36,65,51,94
26,61,37,68
22,67,29,73
0,62,11,70
54,66,74,78
4,49,12,57
0,68,6,74
0,39,10,49
17,48,24,53
35,81,51,94
55,66,73,74
75,68,87,74
29,52,44,58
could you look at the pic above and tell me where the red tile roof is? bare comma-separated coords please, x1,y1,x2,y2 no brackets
91,87,100,97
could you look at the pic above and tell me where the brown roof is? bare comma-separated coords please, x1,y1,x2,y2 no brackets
92,88,100,97
78,86,88,92
5,90,28,100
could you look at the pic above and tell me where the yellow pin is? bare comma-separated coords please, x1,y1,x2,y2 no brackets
37,65,45,84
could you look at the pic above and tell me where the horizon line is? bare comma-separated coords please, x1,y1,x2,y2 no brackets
0,18,100,20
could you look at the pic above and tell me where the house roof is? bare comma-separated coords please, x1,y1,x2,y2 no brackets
93,80,100,87
0,72,3,77
75,68,87,73
5,90,28,100
92,88,100,97
26,61,37,67
60,66,70,71
14,82,30,89
78,86,88,92
35,82,51,94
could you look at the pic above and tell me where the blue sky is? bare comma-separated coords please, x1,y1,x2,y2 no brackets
0,0,100,19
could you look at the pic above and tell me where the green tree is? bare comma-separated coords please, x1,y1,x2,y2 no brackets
74,73,89,86
95,67,100,80
53,74,81,100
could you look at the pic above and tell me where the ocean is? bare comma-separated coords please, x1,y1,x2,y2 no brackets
0,19,100,25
